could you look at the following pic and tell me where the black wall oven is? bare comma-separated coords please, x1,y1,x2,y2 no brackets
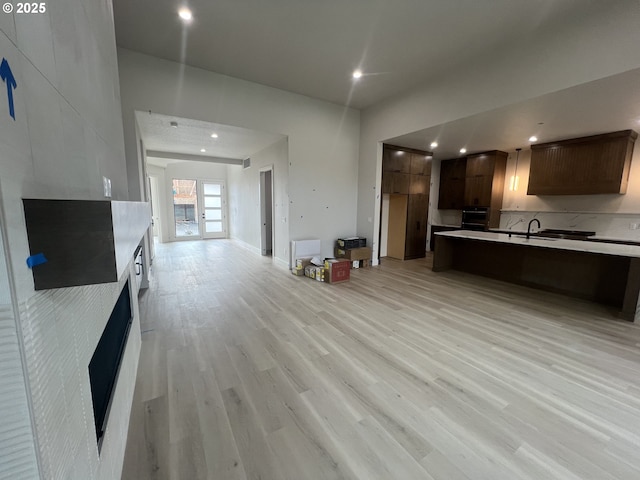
461,207,489,231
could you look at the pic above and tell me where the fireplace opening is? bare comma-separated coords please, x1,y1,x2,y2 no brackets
88,280,133,445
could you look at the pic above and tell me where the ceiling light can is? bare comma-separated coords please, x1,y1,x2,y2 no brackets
178,7,192,21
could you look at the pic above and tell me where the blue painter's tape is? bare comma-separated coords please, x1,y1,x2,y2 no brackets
26,253,47,269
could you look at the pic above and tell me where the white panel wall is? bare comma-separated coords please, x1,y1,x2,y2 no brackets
357,1,640,262
227,138,289,264
118,49,361,259
0,199,39,479
0,1,140,479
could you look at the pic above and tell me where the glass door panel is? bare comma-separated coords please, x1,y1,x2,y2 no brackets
200,180,226,238
172,179,200,238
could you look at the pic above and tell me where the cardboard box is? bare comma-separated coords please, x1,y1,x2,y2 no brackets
304,264,324,281
324,259,351,284
337,237,366,249
296,257,312,269
291,267,306,276
334,246,372,262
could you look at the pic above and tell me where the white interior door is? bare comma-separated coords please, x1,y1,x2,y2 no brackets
200,180,227,239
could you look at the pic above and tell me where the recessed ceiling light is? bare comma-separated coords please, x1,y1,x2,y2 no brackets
211,133,218,138
178,7,193,22
529,136,538,142
170,121,178,128
460,148,467,154
352,69,363,79
430,141,438,148
200,148,206,153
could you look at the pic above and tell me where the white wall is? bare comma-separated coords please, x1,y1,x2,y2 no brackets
357,1,640,262
227,138,289,264
118,49,361,260
0,189,39,479
147,164,168,243
0,2,140,479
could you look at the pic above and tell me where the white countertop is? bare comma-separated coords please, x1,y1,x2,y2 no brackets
436,230,640,258
588,235,640,244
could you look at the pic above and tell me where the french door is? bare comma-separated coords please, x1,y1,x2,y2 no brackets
199,180,227,239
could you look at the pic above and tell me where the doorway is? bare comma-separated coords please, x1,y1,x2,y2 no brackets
172,179,200,238
172,178,228,240
199,180,227,239
259,168,273,256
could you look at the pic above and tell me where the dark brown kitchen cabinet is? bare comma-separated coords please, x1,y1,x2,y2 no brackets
405,194,429,259
438,158,467,209
409,174,430,195
383,147,411,173
382,172,410,194
464,175,493,207
527,130,637,195
382,145,432,260
463,150,507,228
410,153,432,176
464,150,507,209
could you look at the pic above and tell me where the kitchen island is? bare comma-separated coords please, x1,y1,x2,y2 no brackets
434,230,640,321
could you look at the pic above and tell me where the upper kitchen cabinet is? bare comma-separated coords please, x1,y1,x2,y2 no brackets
382,172,411,194
382,146,432,195
382,147,411,174
438,157,467,209
527,130,637,195
410,153,432,176
464,150,507,208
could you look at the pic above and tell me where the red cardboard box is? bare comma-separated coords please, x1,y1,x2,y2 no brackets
324,259,351,284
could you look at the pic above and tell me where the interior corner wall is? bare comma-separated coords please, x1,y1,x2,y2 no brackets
356,0,640,261
118,48,360,259
227,138,289,264
0,2,140,479
147,164,168,243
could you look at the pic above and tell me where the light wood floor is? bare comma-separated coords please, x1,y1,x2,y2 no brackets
122,239,640,480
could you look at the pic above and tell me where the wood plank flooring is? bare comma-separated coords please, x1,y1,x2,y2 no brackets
121,239,640,480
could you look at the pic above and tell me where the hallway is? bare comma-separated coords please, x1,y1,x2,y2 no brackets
122,239,640,480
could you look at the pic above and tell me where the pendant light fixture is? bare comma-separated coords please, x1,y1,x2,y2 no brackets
509,148,521,191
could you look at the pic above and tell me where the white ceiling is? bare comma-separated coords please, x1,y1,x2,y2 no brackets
113,0,592,109
136,112,286,167
387,68,640,160
118,1,640,164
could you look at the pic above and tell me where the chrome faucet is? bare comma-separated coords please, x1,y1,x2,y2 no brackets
526,219,541,239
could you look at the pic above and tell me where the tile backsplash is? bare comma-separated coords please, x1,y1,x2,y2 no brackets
500,210,640,240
